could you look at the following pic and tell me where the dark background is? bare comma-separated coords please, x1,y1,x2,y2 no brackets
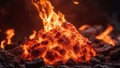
0,0,120,42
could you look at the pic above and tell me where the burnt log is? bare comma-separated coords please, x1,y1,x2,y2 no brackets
112,63,120,68
95,45,112,55
109,48,120,61
79,25,103,38
91,57,101,66
4,44,18,51
0,62,4,68
73,65,92,68
11,46,24,56
90,38,114,57
66,59,76,66
59,65,69,68
101,62,120,68
25,58,45,68
93,64,110,68
42,65,55,68
0,49,19,68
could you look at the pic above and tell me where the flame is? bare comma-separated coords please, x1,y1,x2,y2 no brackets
96,25,115,46
32,0,66,32
21,0,96,64
21,44,29,59
29,30,37,39
5,29,15,44
79,24,90,31
0,29,15,49
0,40,5,49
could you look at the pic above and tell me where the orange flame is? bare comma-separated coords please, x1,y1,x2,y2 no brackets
32,0,66,32
0,40,5,49
0,29,15,49
96,25,115,46
79,24,90,31
21,0,96,64
29,30,37,39
5,29,15,44
21,44,29,58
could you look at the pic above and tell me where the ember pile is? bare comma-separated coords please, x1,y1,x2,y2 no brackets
0,0,120,68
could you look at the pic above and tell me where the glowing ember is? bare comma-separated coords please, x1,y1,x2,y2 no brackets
21,0,96,64
96,25,116,46
5,29,15,44
73,1,80,5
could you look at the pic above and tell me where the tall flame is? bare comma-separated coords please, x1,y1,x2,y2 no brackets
32,0,66,32
96,25,116,46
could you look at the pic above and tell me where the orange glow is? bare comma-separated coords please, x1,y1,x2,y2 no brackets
73,1,80,5
21,0,96,64
96,25,116,46
79,24,90,31
5,29,15,44
29,30,37,39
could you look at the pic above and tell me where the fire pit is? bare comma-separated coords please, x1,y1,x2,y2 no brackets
0,0,120,68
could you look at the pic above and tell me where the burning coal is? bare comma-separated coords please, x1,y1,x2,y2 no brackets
21,0,96,64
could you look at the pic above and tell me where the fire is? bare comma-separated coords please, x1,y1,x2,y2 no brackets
29,30,37,39
21,0,96,64
0,40,5,49
79,24,90,31
5,29,15,44
96,25,116,46
0,29,15,49
32,0,66,32
21,44,29,59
